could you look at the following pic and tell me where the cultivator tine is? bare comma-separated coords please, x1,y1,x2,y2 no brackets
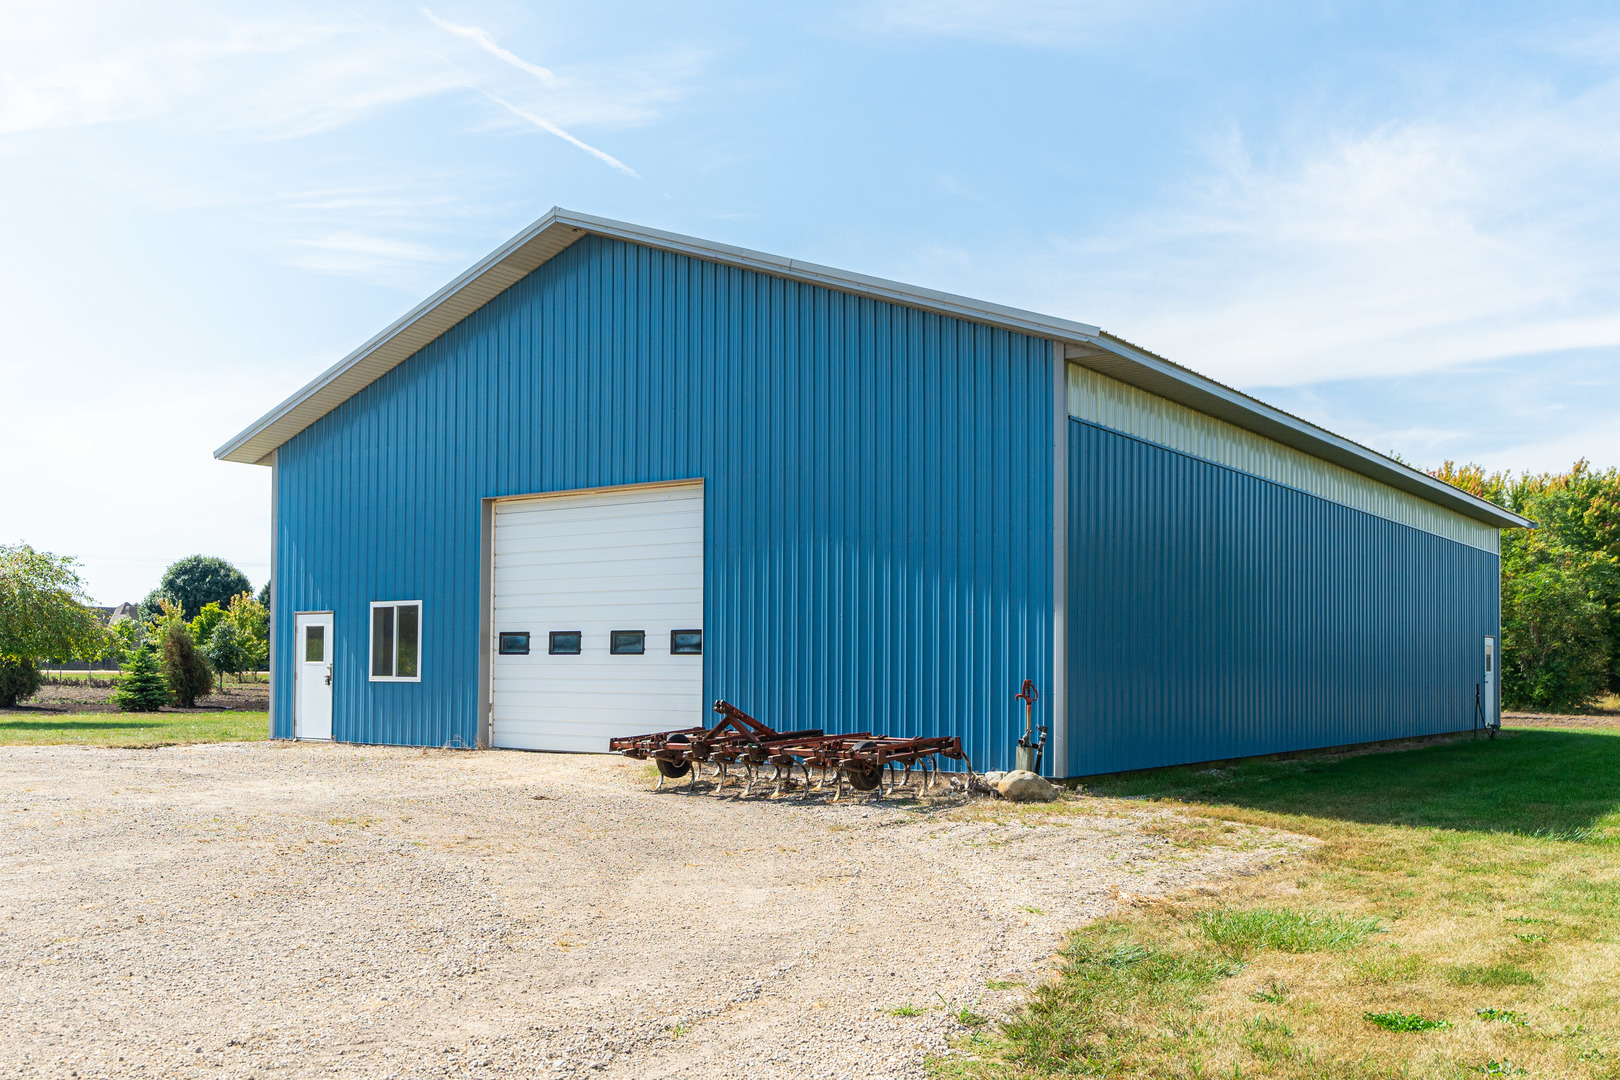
611,701,969,802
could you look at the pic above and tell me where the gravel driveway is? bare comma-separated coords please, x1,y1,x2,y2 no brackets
0,742,1298,1079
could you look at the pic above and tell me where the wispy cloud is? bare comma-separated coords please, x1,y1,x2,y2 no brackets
0,4,681,158
1025,76,1620,389
421,8,559,87
0,7,463,138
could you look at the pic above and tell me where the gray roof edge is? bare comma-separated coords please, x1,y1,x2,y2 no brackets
1075,333,1532,531
213,208,1531,532
215,207,574,463
554,209,1104,341
216,207,1102,464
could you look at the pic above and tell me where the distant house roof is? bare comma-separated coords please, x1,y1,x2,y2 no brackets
216,207,1530,531
88,602,138,624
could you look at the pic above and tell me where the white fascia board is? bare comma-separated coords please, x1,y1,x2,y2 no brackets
1064,336,1532,531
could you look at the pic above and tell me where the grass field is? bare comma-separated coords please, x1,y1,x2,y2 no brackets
939,723,1620,1079
0,711,268,747
31,669,268,684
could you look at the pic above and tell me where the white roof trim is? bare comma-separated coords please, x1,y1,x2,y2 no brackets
216,207,1529,530
1065,338,1530,530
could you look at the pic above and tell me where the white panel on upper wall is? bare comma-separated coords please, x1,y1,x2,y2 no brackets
491,482,705,752
1068,364,1500,553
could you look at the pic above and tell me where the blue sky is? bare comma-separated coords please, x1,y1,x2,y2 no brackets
4,1,1619,604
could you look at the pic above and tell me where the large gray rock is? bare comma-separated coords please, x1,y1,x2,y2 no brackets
995,770,1059,803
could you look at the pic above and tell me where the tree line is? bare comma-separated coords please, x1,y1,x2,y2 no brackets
0,547,269,710
1433,460,1620,712
6,464,1618,717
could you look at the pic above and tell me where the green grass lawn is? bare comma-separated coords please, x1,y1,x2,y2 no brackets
937,723,1620,1079
0,710,268,747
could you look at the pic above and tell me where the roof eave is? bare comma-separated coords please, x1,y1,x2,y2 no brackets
215,207,1530,533
214,207,1102,465
215,207,586,464
1064,334,1531,531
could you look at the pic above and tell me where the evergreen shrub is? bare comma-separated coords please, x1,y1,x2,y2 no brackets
0,657,43,707
111,645,169,712
161,623,213,708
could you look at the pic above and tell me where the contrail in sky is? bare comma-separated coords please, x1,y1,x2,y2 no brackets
421,8,639,177
423,8,560,86
477,90,640,178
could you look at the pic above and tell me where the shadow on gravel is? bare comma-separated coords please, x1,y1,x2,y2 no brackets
639,769,982,815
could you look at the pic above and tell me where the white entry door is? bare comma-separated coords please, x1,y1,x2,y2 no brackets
295,612,334,740
491,483,704,752
1484,635,1497,725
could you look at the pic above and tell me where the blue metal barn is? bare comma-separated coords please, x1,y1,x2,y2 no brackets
218,209,1526,777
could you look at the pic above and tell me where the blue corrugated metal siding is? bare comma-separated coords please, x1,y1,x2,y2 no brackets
274,235,1053,769
1067,418,1499,776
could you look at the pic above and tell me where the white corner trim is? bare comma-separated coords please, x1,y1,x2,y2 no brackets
1050,342,1069,779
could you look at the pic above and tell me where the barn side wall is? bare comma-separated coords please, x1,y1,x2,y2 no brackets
272,234,1055,769
1066,418,1500,777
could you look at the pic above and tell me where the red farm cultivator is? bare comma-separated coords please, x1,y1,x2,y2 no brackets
609,700,975,799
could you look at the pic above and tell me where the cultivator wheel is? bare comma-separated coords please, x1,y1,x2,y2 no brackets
843,759,882,791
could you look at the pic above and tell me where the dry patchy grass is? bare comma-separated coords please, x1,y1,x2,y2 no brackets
935,723,1620,1079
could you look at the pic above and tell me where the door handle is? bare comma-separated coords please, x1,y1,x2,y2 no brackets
325,665,333,686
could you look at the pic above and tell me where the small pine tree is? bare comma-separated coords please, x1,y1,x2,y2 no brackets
111,645,170,712
161,622,213,708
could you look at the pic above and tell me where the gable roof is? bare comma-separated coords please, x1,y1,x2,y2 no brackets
216,207,1529,530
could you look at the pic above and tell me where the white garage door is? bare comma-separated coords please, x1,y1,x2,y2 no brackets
491,483,704,752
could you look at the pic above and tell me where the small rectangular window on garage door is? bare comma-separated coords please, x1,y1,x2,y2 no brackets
370,601,422,681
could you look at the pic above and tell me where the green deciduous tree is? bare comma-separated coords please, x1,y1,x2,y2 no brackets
111,644,170,712
1500,533,1615,710
104,616,141,668
203,621,249,690
0,543,106,705
1433,459,1620,711
144,597,186,652
155,555,252,620
225,591,269,677
138,588,171,622
189,602,227,647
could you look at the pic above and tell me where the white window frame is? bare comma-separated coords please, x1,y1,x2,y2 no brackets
368,600,423,683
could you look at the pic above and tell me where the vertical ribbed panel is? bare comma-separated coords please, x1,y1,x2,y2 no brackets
274,236,1054,769
1066,418,1499,776
1069,364,1499,553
